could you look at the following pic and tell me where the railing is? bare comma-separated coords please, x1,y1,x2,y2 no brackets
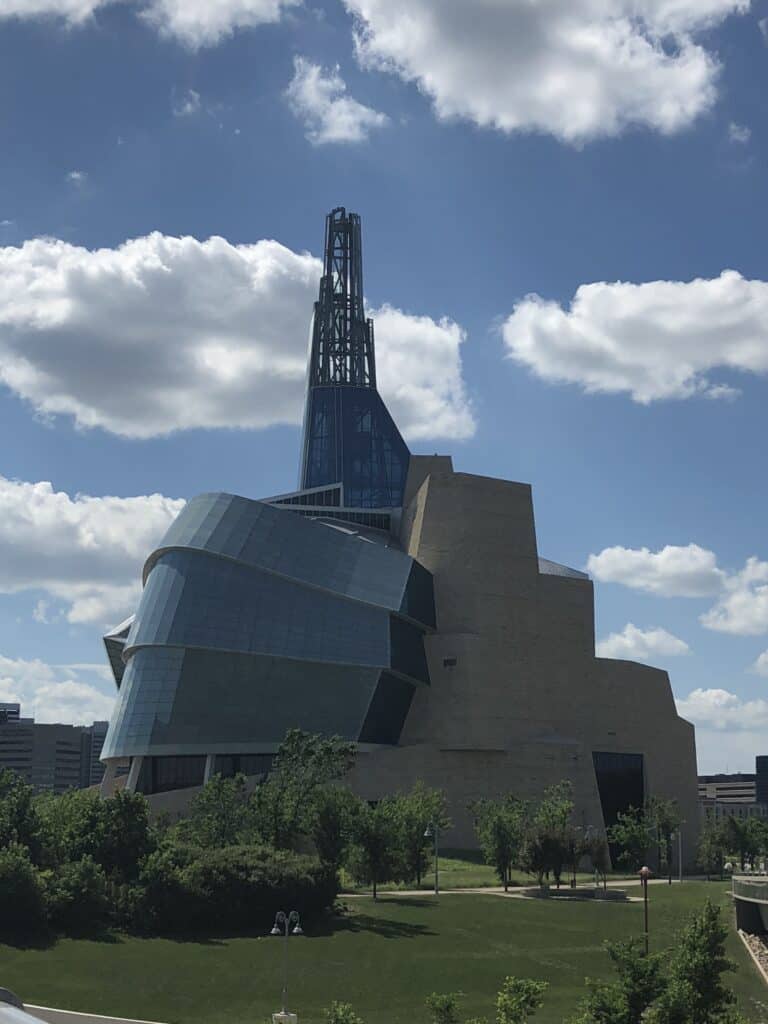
732,877,768,903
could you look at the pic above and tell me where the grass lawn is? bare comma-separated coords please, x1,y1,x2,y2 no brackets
2,883,766,1024
340,849,637,892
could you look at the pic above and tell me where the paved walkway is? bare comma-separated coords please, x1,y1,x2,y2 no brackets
26,1006,166,1024
341,876,687,902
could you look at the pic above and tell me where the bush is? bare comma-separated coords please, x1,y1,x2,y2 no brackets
44,856,109,935
0,842,47,939
178,844,338,931
324,1002,365,1024
127,842,338,934
426,992,462,1024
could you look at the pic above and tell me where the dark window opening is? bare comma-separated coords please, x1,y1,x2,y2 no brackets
443,657,457,668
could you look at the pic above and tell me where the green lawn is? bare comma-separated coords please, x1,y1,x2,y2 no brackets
340,849,638,892
2,884,766,1024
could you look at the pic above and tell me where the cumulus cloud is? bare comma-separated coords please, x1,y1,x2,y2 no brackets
0,655,114,725
596,623,690,662
286,57,388,145
728,121,751,144
344,0,746,144
752,650,768,677
588,543,768,638
66,170,87,185
0,0,300,47
0,475,184,626
700,558,768,636
675,687,768,731
503,271,768,403
587,544,725,598
0,232,474,441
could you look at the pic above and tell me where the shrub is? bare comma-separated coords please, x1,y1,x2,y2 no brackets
0,842,46,939
426,992,462,1024
178,844,338,931
44,856,109,935
324,1002,364,1024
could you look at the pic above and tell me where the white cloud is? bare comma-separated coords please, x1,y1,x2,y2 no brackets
0,655,114,725
675,687,768,732
588,544,768,638
700,558,768,636
596,622,690,662
0,475,184,626
0,0,300,47
751,650,768,677
66,170,87,185
728,121,751,144
172,88,201,117
32,599,50,624
503,271,768,404
587,544,725,597
344,0,747,144
286,57,388,145
0,232,474,441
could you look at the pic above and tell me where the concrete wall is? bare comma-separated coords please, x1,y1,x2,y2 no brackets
348,458,699,859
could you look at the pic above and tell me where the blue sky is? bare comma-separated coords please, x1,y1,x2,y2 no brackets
1,0,768,771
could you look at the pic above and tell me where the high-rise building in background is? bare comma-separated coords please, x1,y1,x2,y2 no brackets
100,208,699,856
0,708,108,794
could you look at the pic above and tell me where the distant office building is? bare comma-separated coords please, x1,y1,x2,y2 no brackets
100,207,699,853
697,759,768,823
0,709,108,794
698,773,756,803
757,756,768,806
0,703,20,724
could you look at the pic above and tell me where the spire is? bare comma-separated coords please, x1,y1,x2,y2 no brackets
308,207,376,388
298,208,409,509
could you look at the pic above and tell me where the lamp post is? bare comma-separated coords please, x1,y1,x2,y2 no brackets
424,823,439,896
270,910,303,1022
676,822,685,884
639,866,651,955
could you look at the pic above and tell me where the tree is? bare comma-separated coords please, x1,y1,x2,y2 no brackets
0,842,46,939
178,773,250,848
570,939,667,1024
324,1003,365,1024
346,798,401,899
310,785,358,872
0,768,40,857
250,729,356,849
647,797,683,883
391,782,450,886
495,976,548,1024
608,807,650,871
725,815,761,871
519,782,575,889
645,900,744,1024
98,790,153,880
697,816,728,880
583,832,610,891
473,796,527,891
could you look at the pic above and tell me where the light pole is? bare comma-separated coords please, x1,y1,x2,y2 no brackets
424,823,439,895
676,822,685,884
639,866,651,955
270,910,303,1019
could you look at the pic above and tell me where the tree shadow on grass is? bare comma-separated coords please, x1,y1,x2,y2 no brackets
310,901,435,939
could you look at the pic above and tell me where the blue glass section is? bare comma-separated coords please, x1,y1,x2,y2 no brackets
389,616,430,684
301,386,410,508
103,646,382,758
359,673,415,745
129,550,391,671
149,494,433,627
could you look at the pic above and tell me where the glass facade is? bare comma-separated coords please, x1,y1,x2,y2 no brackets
301,386,410,508
102,492,434,765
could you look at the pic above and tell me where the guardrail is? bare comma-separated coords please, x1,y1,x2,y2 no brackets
733,877,768,903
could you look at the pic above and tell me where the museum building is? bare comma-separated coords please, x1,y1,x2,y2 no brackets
100,207,699,849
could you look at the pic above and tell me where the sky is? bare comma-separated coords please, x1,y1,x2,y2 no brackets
1,0,768,773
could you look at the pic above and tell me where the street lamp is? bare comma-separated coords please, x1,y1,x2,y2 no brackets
270,910,303,1020
639,866,652,955
424,823,439,896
